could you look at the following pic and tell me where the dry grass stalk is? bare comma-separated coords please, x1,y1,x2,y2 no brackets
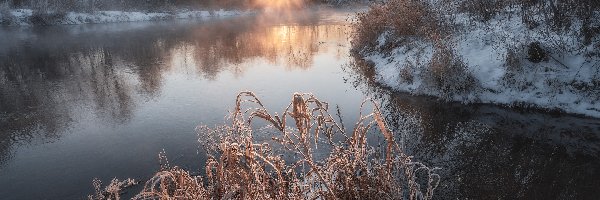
89,178,138,200
91,91,440,200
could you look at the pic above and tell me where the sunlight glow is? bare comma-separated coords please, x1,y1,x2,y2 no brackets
252,0,305,11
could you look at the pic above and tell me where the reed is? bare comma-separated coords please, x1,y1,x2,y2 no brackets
90,91,439,200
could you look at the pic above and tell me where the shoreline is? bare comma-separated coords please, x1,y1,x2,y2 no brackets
0,9,254,26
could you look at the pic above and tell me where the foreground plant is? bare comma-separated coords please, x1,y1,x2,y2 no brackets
91,91,440,200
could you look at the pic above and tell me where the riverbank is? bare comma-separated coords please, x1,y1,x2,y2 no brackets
0,9,250,26
352,0,600,118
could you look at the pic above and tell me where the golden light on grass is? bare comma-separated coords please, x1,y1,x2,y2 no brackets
90,91,440,200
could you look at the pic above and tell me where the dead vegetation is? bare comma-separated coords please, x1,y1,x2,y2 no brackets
90,178,138,200
425,43,478,100
0,1,16,25
458,0,518,22
351,0,445,53
352,0,600,55
90,91,439,199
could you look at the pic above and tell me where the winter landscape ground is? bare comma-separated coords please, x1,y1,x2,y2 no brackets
352,0,600,118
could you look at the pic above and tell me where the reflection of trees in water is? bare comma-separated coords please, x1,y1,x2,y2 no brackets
80,48,135,120
123,40,170,97
0,46,135,166
0,47,136,127
447,129,599,199
174,20,348,79
346,58,600,199
0,15,349,166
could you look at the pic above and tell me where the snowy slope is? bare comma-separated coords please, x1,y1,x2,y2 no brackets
361,11,600,118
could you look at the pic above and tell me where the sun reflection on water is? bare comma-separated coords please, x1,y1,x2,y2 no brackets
167,18,349,78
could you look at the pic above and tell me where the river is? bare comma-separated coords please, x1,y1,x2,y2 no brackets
0,9,599,199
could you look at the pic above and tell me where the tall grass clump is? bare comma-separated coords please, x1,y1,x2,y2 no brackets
90,91,440,199
351,0,445,54
425,43,478,101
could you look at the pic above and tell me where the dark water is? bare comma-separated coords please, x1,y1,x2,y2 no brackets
0,9,599,200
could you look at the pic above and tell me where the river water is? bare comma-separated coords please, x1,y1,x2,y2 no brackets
0,9,599,199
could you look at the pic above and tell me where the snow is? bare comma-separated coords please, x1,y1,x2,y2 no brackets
1,9,251,26
64,11,171,25
361,10,600,118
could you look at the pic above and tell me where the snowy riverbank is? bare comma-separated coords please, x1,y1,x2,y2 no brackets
356,7,600,118
0,9,251,26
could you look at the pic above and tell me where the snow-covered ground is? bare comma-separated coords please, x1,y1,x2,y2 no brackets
360,10,600,118
0,9,251,26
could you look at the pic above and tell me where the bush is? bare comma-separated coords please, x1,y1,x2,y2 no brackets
527,41,546,63
425,43,478,100
458,0,518,21
351,4,389,53
504,48,521,72
90,92,440,200
0,1,16,25
351,0,443,53
500,47,525,88
400,62,415,84
28,10,67,26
